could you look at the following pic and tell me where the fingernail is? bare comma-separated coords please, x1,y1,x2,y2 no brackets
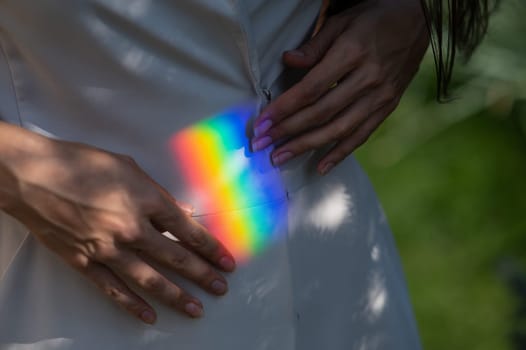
320,162,335,176
211,279,228,294
272,151,293,166
287,50,305,57
140,310,156,324
219,256,236,271
185,302,204,318
254,119,272,137
251,136,273,152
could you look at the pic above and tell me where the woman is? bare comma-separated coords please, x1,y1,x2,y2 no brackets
0,0,496,349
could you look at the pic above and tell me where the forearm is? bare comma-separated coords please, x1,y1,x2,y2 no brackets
0,121,236,323
0,121,50,210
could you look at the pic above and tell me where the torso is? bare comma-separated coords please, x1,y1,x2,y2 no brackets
0,2,422,349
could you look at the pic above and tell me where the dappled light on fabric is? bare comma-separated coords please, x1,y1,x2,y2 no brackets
288,181,353,238
365,272,388,321
169,105,287,262
7,338,74,349
306,183,352,234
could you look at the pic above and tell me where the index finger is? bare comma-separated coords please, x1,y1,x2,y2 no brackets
151,203,236,273
254,31,365,135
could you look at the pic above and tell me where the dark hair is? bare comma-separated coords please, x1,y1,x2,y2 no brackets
420,0,501,100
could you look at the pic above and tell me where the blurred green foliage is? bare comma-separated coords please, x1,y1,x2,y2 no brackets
355,1,526,349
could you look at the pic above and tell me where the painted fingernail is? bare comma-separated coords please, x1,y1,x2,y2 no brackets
140,310,156,324
320,162,335,176
254,119,272,137
219,256,236,271
272,151,293,166
211,279,228,294
251,136,273,152
256,111,271,123
185,302,204,318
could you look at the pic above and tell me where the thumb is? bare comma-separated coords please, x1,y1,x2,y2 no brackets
283,18,348,69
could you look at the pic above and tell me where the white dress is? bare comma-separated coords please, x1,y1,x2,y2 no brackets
0,1,421,349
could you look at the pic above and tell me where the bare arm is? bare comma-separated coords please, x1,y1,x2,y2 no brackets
0,121,235,324
252,0,429,173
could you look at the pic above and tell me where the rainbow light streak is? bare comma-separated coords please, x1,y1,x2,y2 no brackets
170,105,288,261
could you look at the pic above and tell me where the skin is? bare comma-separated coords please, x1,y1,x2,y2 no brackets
0,122,236,324
252,0,430,175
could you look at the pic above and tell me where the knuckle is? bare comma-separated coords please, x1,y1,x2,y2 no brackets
342,56,357,72
124,155,136,165
185,225,209,250
299,80,323,102
365,64,383,87
201,267,218,284
197,265,219,285
84,238,118,262
291,137,313,154
93,245,119,263
141,193,165,215
301,42,321,59
116,153,138,167
124,302,144,315
356,129,373,146
343,42,366,64
268,125,286,141
312,102,336,122
332,148,349,162
330,121,348,139
114,221,144,245
102,285,124,300
169,249,190,269
330,128,343,140
142,276,166,293
167,289,185,307
310,133,330,150
381,83,399,104
123,155,137,165
70,253,90,270
273,118,306,140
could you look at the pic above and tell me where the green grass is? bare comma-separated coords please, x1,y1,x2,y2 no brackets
356,103,526,349
353,2,526,346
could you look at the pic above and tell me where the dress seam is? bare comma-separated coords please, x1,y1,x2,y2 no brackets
190,196,288,218
0,230,29,284
0,32,24,127
228,0,262,96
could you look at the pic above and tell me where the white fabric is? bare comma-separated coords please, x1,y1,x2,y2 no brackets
0,1,422,349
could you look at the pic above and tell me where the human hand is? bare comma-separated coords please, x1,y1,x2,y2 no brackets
252,0,429,174
1,133,235,324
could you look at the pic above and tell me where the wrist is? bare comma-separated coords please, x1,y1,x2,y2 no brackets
0,121,53,210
